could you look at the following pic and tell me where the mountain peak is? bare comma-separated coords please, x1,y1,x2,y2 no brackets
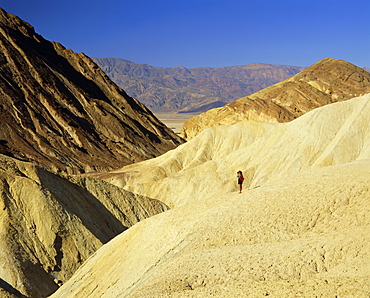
295,58,370,79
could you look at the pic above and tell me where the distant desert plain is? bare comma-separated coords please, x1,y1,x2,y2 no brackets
154,112,200,134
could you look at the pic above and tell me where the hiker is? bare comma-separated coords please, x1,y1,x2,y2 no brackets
237,171,244,193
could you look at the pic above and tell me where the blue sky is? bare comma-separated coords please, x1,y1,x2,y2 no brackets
1,0,369,68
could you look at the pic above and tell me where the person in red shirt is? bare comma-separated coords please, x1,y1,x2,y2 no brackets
237,171,244,193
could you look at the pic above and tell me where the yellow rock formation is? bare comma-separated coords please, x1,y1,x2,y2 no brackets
52,94,370,297
96,93,370,208
0,155,168,297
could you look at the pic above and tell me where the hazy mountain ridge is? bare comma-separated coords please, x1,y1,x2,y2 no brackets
93,57,305,113
0,8,183,175
182,58,370,139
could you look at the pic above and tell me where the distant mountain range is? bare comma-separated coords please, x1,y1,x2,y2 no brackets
92,58,306,113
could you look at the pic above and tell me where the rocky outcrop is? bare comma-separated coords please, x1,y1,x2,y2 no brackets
0,8,183,174
0,153,169,298
93,57,304,113
52,94,370,297
181,58,370,139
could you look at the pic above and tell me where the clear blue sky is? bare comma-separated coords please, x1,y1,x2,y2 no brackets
1,0,369,68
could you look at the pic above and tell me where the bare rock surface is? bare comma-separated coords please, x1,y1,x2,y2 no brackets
93,57,304,113
53,94,370,297
0,154,169,298
181,58,370,140
0,8,183,174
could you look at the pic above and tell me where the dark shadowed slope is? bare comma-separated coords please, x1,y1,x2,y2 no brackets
0,8,183,174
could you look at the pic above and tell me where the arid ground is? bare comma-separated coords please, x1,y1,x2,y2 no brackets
155,113,200,135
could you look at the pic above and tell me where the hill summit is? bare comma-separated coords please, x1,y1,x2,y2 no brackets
0,8,183,174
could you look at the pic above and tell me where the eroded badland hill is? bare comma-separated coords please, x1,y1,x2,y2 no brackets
0,154,169,297
182,58,370,139
0,8,183,175
53,94,370,297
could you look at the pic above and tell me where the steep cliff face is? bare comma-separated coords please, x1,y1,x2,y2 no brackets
93,57,304,113
0,8,183,174
181,58,370,139
0,153,169,298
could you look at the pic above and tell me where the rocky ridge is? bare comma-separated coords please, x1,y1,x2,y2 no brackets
181,58,370,139
52,94,370,297
0,8,183,174
93,57,304,113
0,153,169,298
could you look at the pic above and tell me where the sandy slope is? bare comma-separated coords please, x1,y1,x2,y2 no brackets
51,94,370,297
51,159,370,297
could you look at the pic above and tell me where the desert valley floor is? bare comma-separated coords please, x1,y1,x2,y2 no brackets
154,113,200,135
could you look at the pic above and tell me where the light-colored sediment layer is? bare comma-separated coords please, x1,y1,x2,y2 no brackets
97,93,370,209
154,113,199,134
0,155,169,298
52,94,370,297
